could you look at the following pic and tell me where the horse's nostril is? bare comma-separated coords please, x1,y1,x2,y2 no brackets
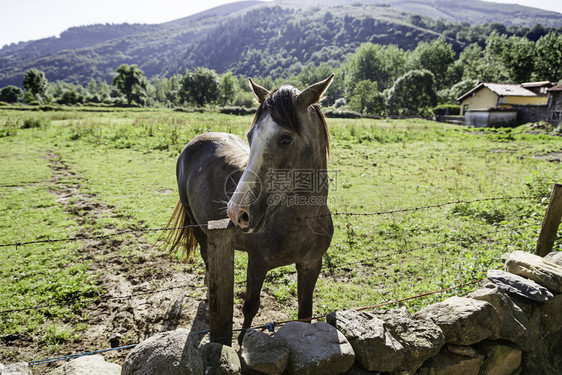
241,211,250,224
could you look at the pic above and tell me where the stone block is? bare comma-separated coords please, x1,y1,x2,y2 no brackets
487,269,553,302
503,251,562,293
241,329,289,375
327,310,404,372
122,328,203,375
275,321,354,375
414,296,500,346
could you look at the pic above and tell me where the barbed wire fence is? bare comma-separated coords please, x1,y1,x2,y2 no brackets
0,193,551,368
9,279,483,369
0,195,544,250
0,194,545,314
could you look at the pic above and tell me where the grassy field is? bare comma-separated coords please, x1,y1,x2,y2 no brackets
0,106,561,363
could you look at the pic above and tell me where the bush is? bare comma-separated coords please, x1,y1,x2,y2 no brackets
40,105,62,112
233,91,256,108
173,107,205,113
22,118,46,129
219,106,256,115
0,120,19,137
323,109,362,119
432,104,461,116
387,70,437,116
0,85,23,103
57,90,85,105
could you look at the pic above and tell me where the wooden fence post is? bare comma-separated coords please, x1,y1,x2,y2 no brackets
535,183,562,257
207,218,235,346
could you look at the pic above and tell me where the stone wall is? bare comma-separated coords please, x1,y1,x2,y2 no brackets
546,90,562,128
4,251,560,375
511,104,550,125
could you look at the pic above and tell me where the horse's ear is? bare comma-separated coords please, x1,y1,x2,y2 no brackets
296,73,335,107
248,78,270,104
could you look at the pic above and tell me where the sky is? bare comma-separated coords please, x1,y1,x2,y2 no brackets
0,0,265,48
0,0,561,48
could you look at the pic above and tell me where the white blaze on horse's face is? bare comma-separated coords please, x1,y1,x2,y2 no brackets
227,113,283,233
227,74,334,235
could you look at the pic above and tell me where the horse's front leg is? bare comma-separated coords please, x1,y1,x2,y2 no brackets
296,258,322,321
239,257,267,345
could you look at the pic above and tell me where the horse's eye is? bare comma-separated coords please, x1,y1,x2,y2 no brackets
279,134,293,145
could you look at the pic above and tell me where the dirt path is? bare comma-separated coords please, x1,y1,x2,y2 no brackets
14,152,291,373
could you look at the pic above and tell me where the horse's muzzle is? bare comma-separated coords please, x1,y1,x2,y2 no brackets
227,201,251,231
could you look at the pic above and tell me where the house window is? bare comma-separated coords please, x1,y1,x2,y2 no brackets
463,104,469,112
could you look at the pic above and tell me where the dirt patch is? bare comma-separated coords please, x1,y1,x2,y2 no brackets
524,122,560,135
533,152,562,163
3,152,291,373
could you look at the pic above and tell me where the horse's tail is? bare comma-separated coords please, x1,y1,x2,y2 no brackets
160,199,198,263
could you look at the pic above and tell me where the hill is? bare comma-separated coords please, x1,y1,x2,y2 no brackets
295,0,562,26
0,0,560,87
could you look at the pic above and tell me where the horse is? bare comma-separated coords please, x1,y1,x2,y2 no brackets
162,75,335,343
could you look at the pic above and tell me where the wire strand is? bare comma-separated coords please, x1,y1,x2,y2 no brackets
0,194,543,249
17,279,482,368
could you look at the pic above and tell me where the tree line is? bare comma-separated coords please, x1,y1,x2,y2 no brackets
1,29,560,117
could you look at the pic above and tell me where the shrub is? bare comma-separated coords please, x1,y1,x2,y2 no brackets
219,106,256,115
22,118,46,129
0,86,24,103
432,104,461,116
40,105,62,112
57,90,85,105
232,91,256,108
0,120,19,137
323,109,362,119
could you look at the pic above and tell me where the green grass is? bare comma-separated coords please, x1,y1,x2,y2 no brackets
0,107,560,340
0,135,99,337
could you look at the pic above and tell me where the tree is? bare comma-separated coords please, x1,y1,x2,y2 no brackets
409,38,456,90
0,86,24,103
533,32,562,82
438,79,479,104
179,67,219,107
348,80,384,115
112,64,148,106
86,78,98,96
498,35,535,83
218,72,239,106
387,70,437,116
58,90,85,105
23,68,48,99
409,15,425,27
47,82,86,105
149,74,182,106
456,43,488,81
345,43,408,92
481,31,535,83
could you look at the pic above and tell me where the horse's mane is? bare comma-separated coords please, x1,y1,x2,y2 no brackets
250,85,330,154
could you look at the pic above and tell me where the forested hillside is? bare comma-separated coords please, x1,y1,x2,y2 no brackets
0,0,560,87
183,6,445,78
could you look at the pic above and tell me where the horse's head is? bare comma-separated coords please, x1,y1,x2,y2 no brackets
227,75,334,233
